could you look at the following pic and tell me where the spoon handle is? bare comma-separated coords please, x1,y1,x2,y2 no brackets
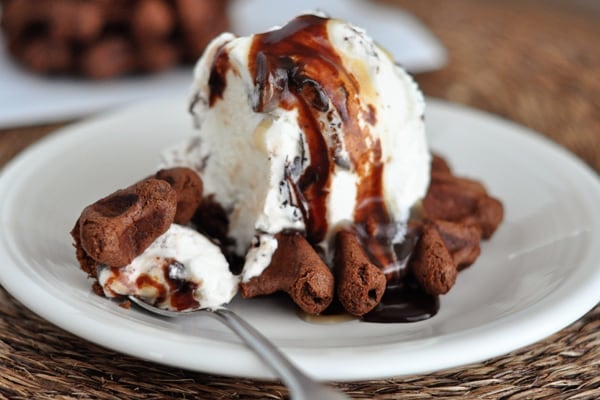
211,308,350,400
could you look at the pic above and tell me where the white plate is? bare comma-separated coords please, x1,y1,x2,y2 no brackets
0,97,599,381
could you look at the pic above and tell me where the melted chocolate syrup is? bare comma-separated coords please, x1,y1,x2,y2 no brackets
246,14,399,269
205,15,400,269
361,221,439,323
208,45,230,107
164,260,200,311
250,15,334,244
362,278,439,323
133,259,199,311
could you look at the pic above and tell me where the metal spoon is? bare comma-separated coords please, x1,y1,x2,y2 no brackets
128,296,351,400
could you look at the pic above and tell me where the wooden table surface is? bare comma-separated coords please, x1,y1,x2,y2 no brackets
1,1,598,399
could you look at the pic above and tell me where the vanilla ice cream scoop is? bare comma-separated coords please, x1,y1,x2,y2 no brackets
162,14,430,280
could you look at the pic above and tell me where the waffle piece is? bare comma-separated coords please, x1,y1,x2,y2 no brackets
240,232,335,315
75,178,177,268
409,153,503,295
333,229,386,317
423,153,504,238
72,167,202,276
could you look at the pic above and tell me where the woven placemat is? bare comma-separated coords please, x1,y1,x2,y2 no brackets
0,288,598,400
1,0,599,399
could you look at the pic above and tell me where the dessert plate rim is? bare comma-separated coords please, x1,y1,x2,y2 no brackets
0,96,598,381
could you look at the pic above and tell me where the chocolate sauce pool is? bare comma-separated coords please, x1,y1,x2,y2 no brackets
361,222,439,323
207,14,438,323
362,279,439,323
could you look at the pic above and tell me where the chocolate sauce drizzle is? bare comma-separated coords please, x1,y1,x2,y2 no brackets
362,278,439,323
207,45,230,107
128,259,199,311
362,225,439,323
246,15,403,271
207,14,437,322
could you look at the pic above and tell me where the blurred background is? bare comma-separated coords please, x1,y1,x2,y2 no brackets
390,0,599,173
